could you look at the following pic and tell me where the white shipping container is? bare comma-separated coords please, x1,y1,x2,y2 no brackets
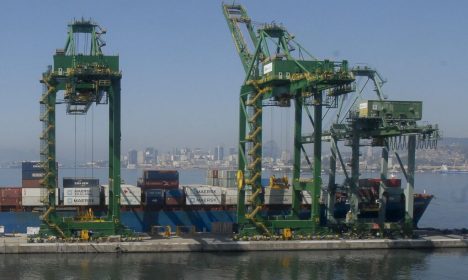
225,188,238,196
264,188,292,196
22,188,59,206
185,195,222,205
264,195,292,205
22,196,45,206
184,185,222,196
206,177,219,186
103,184,141,206
218,178,237,188
63,187,100,197
63,196,99,206
105,195,141,206
225,196,238,205
22,188,48,197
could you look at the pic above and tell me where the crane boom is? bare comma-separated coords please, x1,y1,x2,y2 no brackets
222,4,259,75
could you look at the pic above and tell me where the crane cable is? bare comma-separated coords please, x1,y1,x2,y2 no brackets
74,114,77,179
91,104,94,178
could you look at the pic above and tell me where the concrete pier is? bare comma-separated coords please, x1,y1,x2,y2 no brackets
1,232,467,254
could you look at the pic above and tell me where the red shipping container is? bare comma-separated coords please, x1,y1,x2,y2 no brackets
139,181,179,189
0,188,22,198
0,197,22,207
22,179,42,188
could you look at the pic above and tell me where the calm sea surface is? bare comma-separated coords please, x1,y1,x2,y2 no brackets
1,168,467,279
0,250,467,280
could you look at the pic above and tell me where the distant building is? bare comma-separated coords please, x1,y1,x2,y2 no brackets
137,151,145,165
281,150,291,163
229,147,236,156
128,150,137,165
214,145,224,161
144,147,157,164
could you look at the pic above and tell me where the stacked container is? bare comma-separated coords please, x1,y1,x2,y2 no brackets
224,187,252,205
139,170,179,189
22,161,45,188
264,188,292,205
0,187,22,207
218,170,237,188
206,169,219,186
184,185,223,205
103,184,142,206
144,189,165,207
22,187,48,206
63,178,100,206
165,189,184,206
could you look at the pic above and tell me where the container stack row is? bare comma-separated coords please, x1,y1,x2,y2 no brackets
206,169,237,188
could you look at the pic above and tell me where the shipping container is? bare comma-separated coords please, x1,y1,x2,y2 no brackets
105,195,141,206
184,185,223,196
165,189,184,198
218,178,237,188
263,188,292,205
165,189,184,206
22,179,42,188
63,196,99,206
0,188,22,207
206,169,219,179
22,188,58,206
143,170,179,181
22,188,48,197
206,177,219,186
63,187,100,197
22,161,43,171
144,189,165,206
218,170,237,179
138,180,179,189
22,197,45,206
186,195,222,205
22,170,45,180
63,178,99,188
0,197,21,207
103,185,142,206
0,188,22,198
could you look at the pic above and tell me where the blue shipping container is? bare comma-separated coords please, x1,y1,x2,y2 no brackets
22,170,45,180
22,161,43,171
165,189,183,198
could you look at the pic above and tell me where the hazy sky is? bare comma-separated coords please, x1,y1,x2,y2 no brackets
0,0,467,162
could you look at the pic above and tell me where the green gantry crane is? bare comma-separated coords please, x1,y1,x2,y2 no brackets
223,4,355,236
323,66,439,231
39,19,124,238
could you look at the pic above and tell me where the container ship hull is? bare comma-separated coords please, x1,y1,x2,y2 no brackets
0,196,432,234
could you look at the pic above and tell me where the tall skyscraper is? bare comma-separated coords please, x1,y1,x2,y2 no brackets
214,145,224,161
128,150,138,165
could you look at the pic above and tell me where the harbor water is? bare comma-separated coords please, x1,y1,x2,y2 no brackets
0,250,467,279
